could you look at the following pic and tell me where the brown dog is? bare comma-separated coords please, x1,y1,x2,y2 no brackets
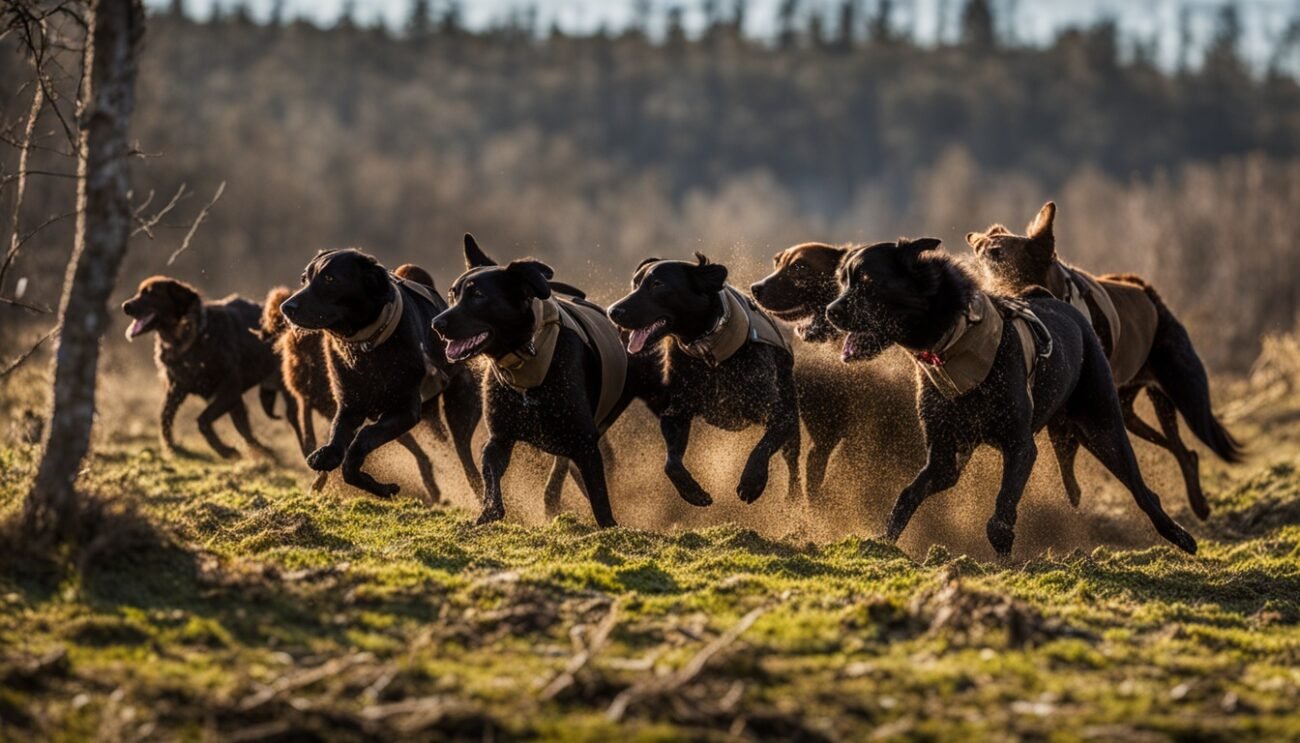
968,202,1241,519
123,276,290,460
261,276,449,501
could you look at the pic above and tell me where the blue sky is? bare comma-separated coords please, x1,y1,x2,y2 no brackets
156,0,1295,70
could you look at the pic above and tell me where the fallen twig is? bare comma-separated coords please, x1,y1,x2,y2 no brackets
606,605,766,722
540,602,619,701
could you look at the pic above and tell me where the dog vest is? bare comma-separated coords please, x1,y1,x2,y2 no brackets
1053,263,1157,386
491,294,628,427
909,292,1051,402
675,286,791,366
334,274,451,402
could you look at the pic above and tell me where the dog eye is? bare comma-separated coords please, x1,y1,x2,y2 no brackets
299,273,307,285
322,273,335,283
649,278,663,289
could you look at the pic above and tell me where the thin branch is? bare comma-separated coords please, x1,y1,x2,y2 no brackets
133,183,186,238
167,181,225,266
0,296,53,313
0,80,45,293
0,325,59,380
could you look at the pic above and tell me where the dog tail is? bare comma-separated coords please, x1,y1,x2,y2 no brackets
394,264,437,291
261,286,293,341
1143,285,1243,463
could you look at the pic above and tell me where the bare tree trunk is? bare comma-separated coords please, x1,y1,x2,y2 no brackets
24,0,145,542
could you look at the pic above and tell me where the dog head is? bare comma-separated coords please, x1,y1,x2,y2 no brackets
967,201,1057,289
826,237,947,363
280,249,391,334
432,234,555,362
607,253,728,354
750,242,848,343
121,276,201,341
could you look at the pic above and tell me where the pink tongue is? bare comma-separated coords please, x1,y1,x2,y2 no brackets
841,334,859,362
627,327,652,354
125,315,152,340
447,333,486,359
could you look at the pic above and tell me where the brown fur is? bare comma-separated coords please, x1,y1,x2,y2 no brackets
123,276,289,460
968,202,1241,521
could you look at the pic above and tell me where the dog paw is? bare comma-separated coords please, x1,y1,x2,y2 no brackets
475,506,505,525
307,445,343,472
215,446,241,461
1162,523,1198,555
986,518,1015,557
374,482,400,499
736,461,770,504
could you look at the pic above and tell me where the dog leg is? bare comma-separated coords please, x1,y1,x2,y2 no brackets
569,436,617,528
1150,388,1209,521
804,436,835,501
308,406,365,473
660,415,712,507
1069,363,1197,554
780,427,802,502
478,437,515,524
229,398,279,464
543,457,569,518
396,432,440,504
986,437,1038,558
298,401,317,456
1047,418,1083,508
443,373,484,494
1121,386,1170,449
280,388,307,456
341,407,421,498
737,405,799,504
195,385,245,460
159,384,195,457
883,434,963,543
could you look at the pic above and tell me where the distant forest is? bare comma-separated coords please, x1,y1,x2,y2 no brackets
2,0,1299,369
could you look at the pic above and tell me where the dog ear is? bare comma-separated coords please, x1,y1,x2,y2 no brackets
965,232,984,250
361,259,390,295
691,253,728,293
898,237,942,255
162,280,200,314
464,234,497,269
507,259,554,299
1027,202,1055,239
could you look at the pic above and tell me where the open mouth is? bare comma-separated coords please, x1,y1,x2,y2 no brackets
124,312,158,340
626,318,668,354
767,304,810,322
444,331,490,362
840,332,873,363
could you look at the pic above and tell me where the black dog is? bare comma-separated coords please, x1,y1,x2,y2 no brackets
825,238,1196,557
279,249,482,499
607,253,801,506
432,235,645,527
123,276,292,460
969,202,1241,519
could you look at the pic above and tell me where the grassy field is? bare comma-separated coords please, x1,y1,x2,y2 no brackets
2,339,1300,741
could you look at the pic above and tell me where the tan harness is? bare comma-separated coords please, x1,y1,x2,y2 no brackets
491,294,628,427
1053,262,1157,386
909,292,1050,403
328,274,450,402
676,286,791,366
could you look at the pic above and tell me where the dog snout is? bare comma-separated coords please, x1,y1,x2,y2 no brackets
749,281,765,302
431,311,451,337
280,297,300,319
607,304,628,324
825,296,849,329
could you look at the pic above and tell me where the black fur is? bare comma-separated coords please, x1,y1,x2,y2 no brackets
431,234,652,527
607,254,802,506
280,249,482,499
825,238,1197,557
122,276,289,461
